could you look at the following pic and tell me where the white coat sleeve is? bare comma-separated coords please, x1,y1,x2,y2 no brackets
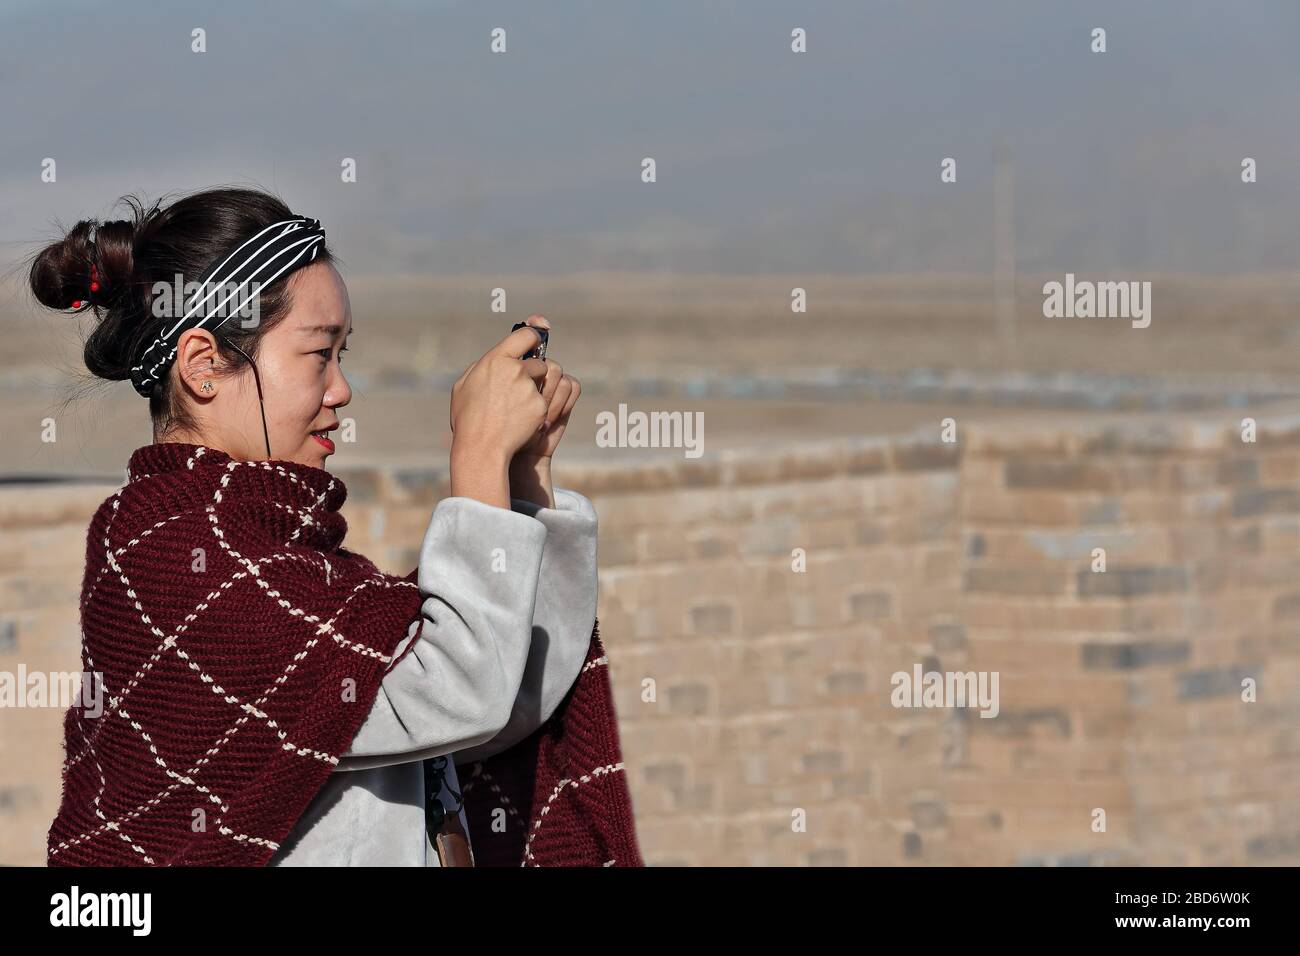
453,486,599,766
336,495,548,771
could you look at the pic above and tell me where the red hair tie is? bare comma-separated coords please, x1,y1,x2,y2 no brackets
72,264,100,309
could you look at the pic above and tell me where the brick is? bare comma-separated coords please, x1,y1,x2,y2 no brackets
1177,666,1255,700
929,622,967,651
1081,640,1191,670
1021,528,1160,562
1259,453,1300,483
846,444,889,475
775,448,843,482
1216,458,1260,485
1004,460,1092,490
381,467,443,505
0,486,107,531
729,456,786,486
739,515,798,556
825,671,868,696
978,708,1073,738
964,566,1067,597
856,520,887,546
1170,459,1218,490
642,761,687,791
910,797,948,829
597,529,638,566
0,619,17,653
831,770,874,797
801,750,844,773
638,528,690,563
674,782,716,811
892,441,961,472
687,530,732,560
1077,565,1189,598
847,591,892,619
674,459,723,488
665,682,711,716
808,846,851,866
1272,592,1300,619
0,574,81,610
1080,496,1124,525
1245,832,1300,860
389,546,420,571
1232,487,1300,518
1228,524,1262,553
688,602,734,635
804,517,856,550
1005,459,1161,492
0,524,90,574
1080,425,1181,456
330,467,381,503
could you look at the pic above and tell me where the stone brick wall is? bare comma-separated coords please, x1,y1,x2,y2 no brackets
3,404,1299,865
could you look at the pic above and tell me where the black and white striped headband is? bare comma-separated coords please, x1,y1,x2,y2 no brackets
129,216,327,398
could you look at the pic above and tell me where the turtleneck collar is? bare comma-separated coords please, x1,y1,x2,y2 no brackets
123,442,350,551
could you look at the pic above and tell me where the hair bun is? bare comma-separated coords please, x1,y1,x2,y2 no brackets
88,218,136,306
28,217,135,312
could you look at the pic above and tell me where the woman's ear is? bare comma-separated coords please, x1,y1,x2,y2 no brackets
174,329,220,397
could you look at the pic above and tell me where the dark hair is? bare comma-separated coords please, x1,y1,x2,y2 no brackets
27,187,334,438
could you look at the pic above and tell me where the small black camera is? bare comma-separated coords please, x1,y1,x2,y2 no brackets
511,321,548,361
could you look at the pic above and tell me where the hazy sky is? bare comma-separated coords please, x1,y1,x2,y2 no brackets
2,0,1298,276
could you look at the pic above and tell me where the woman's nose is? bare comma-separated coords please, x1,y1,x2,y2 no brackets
328,365,352,407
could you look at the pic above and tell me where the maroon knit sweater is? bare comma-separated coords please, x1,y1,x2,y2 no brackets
47,442,643,867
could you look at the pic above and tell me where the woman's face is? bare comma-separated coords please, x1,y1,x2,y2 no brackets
168,260,353,469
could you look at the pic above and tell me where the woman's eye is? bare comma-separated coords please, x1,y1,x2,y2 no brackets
317,346,349,364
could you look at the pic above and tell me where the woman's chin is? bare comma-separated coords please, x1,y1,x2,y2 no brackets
285,441,332,468
306,433,336,457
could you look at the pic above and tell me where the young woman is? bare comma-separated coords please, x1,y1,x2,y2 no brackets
35,187,642,866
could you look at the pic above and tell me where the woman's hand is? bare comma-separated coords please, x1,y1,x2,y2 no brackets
510,314,579,511
513,320,580,463
508,315,579,509
451,314,579,462
449,314,578,510
449,322,550,466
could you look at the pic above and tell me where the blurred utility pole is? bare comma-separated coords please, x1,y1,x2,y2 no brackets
994,140,1017,359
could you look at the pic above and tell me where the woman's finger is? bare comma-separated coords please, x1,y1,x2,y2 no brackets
544,374,573,425
554,375,580,424
492,323,547,361
539,359,564,404
520,355,548,388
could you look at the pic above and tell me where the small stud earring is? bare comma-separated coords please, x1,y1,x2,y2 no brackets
200,381,213,393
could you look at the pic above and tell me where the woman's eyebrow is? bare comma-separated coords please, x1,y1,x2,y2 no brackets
300,324,352,336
